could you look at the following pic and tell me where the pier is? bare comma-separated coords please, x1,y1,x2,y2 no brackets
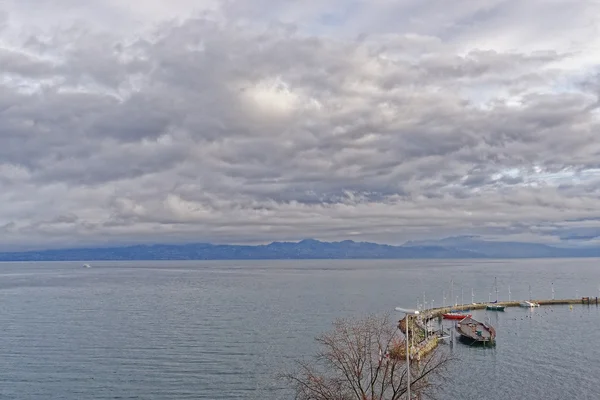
396,297,598,358
421,297,599,320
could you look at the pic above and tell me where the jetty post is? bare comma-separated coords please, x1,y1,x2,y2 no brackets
395,307,420,400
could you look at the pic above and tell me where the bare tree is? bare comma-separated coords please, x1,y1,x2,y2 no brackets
282,313,450,400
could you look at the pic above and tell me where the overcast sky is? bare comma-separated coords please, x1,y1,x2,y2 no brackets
1,0,600,250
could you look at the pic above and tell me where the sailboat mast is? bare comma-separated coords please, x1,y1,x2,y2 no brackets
495,277,499,302
442,290,446,308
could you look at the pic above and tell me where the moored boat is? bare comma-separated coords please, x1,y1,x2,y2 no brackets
486,277,504,311
455,316,496,345
519,285,540,308
519,301,539,308
520,285,540,307
443,312,472,320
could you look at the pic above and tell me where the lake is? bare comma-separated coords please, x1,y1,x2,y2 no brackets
0,259,598,399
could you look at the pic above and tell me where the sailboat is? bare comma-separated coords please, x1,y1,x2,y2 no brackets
520,285,540,307
486,277,505,311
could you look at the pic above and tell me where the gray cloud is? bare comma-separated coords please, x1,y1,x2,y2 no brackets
0,2,600,250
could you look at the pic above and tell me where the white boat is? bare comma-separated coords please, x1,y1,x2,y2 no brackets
82,263,92,268
519,285,540,307
519,301,539,308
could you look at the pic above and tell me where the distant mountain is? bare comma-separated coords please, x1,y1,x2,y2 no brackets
0,239,479,261
403,236,600,258
0,237,599,261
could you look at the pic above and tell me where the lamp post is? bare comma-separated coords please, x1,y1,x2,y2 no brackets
395,307,420,400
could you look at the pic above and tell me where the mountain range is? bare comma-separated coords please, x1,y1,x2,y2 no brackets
1,236,600,261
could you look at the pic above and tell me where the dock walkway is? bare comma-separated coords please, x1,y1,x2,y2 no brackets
396,297,597,359
421,297,599,320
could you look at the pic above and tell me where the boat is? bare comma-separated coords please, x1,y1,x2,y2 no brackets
443,311,472,320
455,316,496,345
519,285,540,307
519,301,540,308
486,278,505,311
82,263,91,268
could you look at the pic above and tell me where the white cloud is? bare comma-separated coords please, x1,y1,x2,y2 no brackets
0,0,599,249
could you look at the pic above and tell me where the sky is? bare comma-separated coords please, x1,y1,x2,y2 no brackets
1,0,600,250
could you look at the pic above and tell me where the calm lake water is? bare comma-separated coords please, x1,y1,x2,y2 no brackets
0,259,598,399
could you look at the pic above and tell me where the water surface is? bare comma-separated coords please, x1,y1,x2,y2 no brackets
0,259,598,399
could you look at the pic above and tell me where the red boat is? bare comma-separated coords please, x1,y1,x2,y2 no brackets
442,312,472,320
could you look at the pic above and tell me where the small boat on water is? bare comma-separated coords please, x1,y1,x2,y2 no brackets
519,301,540,308
520,285,540,307
443,311,472,320
455,316,496,345
486,277,505,311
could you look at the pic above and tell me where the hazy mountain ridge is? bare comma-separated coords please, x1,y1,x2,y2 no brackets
403,236,600,258
1,237,600,261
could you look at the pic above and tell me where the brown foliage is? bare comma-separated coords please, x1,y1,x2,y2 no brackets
282,313,450,400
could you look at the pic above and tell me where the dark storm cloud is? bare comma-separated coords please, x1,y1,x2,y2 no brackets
0,1,599,249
